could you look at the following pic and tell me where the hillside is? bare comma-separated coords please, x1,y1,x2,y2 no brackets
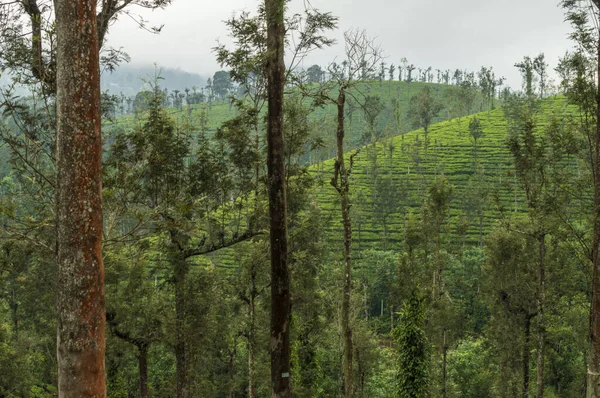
312,95,580,254
203,94,579,269
101,64,207,96
103,80,481,155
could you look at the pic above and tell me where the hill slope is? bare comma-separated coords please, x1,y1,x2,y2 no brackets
312,95,579,253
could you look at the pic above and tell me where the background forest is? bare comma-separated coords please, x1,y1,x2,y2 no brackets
0,0,598,397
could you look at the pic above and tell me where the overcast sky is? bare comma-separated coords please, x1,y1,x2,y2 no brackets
106,0,573,88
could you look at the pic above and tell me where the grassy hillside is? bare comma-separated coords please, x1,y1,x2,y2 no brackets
206,94,580,268
104,80,477,152
99,81,584,266
311,95,581,254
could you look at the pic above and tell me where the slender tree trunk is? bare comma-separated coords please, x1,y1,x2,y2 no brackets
55,0,106,396
229,338,237,398
479,214,484,248
536,234,546,398
356,348,365,398
442,330,448,398
588,29,600,398
523,316,532,398
249,295,256,398
139,343,149,398
336,89,354,398
265,0,290,396
173,248,189,398
9,281,18,340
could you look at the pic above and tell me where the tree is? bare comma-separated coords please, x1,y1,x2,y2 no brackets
515,56,536,98
307,64,324,83
559,3,600,392
468,116,484,165
361,94,385,144
323,30,383,398
0,0,169,93
394,293,429,398
477,66,496,118
533,54,548,98
504,90,577,398
484,226,540,398
213,70,232,100
215,4,336,395
55,0,105,395
407,86,443,143
264,0,290,396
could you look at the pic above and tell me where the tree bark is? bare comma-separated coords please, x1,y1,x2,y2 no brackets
442,330,448,398
334,89,354,398
523,315,532,398
228,338,237,398
139,343,149,398
173,247,189,398
55,0,106,396
249,293,256,398
265,0,291,396
589,26,600,398
536,234,546,398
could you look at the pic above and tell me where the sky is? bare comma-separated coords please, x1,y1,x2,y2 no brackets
106,0,574,89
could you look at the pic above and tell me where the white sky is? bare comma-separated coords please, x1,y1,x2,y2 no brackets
106,0,573,88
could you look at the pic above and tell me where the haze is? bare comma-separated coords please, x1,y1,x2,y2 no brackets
106,0,572,88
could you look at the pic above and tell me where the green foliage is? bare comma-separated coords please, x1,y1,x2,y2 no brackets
468,116,483,144
394,293,429,398
212,70,232,100
447,338,495,398
362,94,386,143
407,86,444,136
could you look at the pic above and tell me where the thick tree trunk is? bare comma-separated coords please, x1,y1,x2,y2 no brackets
588,30,600,398
139,343,149,398
265,0,291,396
336,90,354,398
55,0,106,396
536,234,546,398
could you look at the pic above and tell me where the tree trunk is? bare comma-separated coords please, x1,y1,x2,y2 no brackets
536,234,546,398
265,0,291,396
55,0,106,396
9,280,18,340
356,348,365,398
336,90,355,398
523,316,532,398
173,248,189,398
229,338,237,398
139,343,149,398
442,330,448,398
249,295,256,398
588,28,600,398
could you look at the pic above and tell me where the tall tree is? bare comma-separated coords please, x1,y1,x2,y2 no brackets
304,29,382,398
394,293,429,398
561,2,600,396
265,0,290,396
55,0,105,395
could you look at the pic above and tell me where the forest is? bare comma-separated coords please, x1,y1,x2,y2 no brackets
0,0,598,397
